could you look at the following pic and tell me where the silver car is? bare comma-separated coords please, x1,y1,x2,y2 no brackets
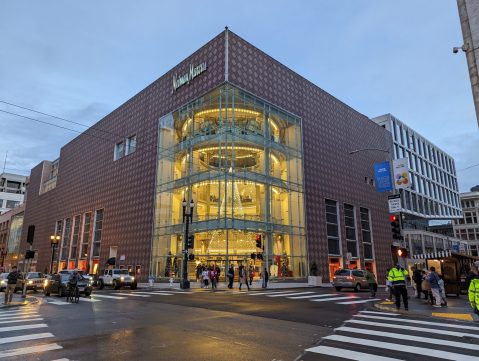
332,269,369,292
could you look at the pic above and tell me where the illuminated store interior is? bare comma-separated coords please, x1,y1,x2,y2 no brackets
152,84,307,280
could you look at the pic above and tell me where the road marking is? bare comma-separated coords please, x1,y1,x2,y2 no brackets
305,345,403,361
336,326,479,351
0,309,38,316
346,319,479,339
359,310,400,316
0,323,48,333
267,291,315,298
311,296,360,302
337,298,381,304
0,332,54,344
51,359,70,361
0,317,43,324
79,297,101,302
324,334,479,361
150,292,174,296
0,312,40,320
0,342,63,358
287,293,337,300
248,291,299,296
91,294,127,300
354,314,479,331
115,293,151,298
47,301,71,305
431,312,474,321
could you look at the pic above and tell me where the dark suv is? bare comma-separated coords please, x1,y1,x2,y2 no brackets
44,273,93,297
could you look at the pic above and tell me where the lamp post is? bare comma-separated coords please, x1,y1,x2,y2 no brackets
180,197,195,289
0,248,7,268
50,235,60,274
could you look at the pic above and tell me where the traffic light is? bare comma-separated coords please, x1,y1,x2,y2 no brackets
389,215,401,240
188,254,195,261
255,234,262,248
256,253,263,260
25,250,35,259
250,253,257,260
186,235,194,249
391,245,408,258
26,225,35,245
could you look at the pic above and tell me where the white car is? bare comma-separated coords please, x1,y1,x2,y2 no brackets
98,269,137,290
0,273,8,291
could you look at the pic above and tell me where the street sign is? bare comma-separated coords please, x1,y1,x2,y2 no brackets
388,194,401,213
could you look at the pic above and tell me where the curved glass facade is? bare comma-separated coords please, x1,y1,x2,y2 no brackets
152,84,306,281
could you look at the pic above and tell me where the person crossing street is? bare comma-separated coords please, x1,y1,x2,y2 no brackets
3,266,22,305
468,267,479,315
388,264,409,311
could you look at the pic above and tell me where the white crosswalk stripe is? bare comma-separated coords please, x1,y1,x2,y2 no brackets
91,294,127,300
336,298,381,304
311,296,360,302
237,290,375,304
266,291,314,297
286,293,337,300
0,342,63,358
301,310,479,360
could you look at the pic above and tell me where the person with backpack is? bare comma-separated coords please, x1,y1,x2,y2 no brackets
4,266,22,304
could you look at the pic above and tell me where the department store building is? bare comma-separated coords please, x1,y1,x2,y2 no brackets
20,29,392,282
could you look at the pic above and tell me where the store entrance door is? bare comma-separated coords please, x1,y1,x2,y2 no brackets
195,255,263,282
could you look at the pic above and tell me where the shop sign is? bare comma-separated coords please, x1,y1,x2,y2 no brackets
392,158,411,189
172,62,207,92
374,161,393,192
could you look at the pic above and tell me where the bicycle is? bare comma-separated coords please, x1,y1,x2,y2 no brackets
67,284,80,303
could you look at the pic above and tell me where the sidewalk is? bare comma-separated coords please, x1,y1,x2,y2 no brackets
373,292,478,322
138,280,312,290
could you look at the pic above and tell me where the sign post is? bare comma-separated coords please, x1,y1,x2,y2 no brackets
388,194,402,213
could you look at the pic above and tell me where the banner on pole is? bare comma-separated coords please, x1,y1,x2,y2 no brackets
392,158,410,189
374,161,393,192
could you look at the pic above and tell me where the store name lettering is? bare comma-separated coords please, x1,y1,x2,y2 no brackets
172,62,208,92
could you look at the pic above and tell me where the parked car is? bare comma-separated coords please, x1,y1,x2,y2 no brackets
44,273,92,297
0,273,8,292
98,269,137,290
332,269,369,292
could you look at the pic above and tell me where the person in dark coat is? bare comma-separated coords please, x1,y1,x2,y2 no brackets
262,268,269,288
4,266,21,304
227,265,234,289
412,266,423,299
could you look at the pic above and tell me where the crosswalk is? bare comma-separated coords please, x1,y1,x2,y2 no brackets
301,310,479,360
0,306,63,360
34,289,380,307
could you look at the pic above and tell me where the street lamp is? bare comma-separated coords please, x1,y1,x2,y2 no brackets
180,197,195,289
50,235,61,274
0,248,7,268
348,148,390,155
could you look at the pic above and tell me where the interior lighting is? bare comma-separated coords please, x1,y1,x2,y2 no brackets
270,153,279,164
195,108,261,118
269,118,279,132
197,145,263,153
182,118,192,132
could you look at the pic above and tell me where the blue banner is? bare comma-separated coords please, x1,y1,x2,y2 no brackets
374,161,393,192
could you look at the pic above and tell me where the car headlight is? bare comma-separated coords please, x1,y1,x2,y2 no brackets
0,280,5,285
131,277,135,281
44,280,48,287
28,280,33,285
120,277,124,281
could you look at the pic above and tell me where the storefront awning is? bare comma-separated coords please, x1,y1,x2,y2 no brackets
412,250,452,260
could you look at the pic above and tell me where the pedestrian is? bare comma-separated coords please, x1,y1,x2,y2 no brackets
238,265,250,291
385,269,393,301
202,268,209,288
249,265,254,286
412,266,422,299
209,267,217,290
366,270,377,298
227,265,234,289
281,264,287,280
4,266,21,305
427,266,441,308
388,264,409,311
215,264,220,285
438,274,447,307
468,269,479,315
262,268,269,288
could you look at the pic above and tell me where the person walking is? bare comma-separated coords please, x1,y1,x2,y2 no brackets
227,265,234,289
238,265,250,291
428,266,441,308
366,270,377,298
4,266,21,305
385,269,394,301
388,264,409,311
438,274,447,307
262,268,269,288
412,266,422,299
249,265,254,286
468,269,479,315
209,267,217,290
202,268,209,289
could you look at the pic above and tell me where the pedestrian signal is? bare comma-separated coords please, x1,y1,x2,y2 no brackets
188,254,195,261
256,253,263,260
25,250,35,259
391,245,408,258
186,235,194,249
255,234,262,248
250,253,256,260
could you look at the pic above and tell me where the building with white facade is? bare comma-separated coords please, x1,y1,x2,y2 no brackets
372,114,462,221
453,188,479,256
0,173,27,214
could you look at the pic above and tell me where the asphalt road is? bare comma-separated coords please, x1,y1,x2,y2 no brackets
0,286,381,361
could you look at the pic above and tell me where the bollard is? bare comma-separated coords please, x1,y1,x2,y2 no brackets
169,277,174,287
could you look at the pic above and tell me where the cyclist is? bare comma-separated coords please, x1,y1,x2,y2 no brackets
67,270,81,301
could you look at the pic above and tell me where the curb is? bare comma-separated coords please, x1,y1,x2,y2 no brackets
372,301,479,322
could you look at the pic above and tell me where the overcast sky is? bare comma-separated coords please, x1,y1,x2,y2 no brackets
0,1,477,192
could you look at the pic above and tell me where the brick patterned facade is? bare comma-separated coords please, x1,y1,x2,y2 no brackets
20,29,393,282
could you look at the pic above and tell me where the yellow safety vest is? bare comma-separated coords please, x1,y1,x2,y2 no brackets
388,267,408,285
469,278,479,311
